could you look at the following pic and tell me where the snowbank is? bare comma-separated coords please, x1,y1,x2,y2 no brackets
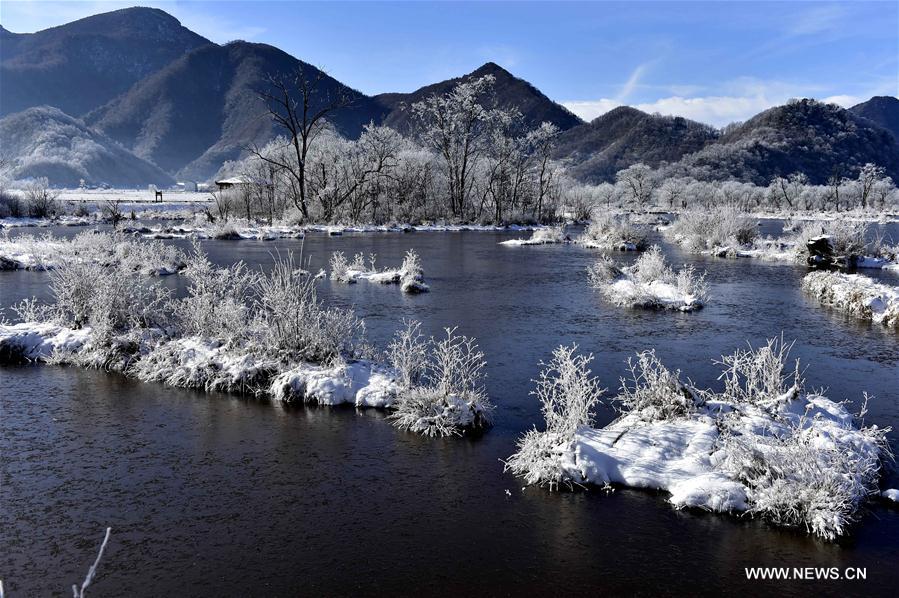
270,360,400,407
802,271,899,328
0,322,92,362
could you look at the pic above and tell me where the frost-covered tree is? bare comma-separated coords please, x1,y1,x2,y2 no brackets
615,163,658,209
412,74,501,219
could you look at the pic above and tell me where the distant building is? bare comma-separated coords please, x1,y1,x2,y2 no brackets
214,176,251,190
177,181,198,192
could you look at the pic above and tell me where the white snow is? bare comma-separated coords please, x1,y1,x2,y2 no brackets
0,322,92,361
802,271,899,328
270,360,401,407
883,489,899,502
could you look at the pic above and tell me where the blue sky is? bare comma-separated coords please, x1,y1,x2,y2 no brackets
2,0,897,126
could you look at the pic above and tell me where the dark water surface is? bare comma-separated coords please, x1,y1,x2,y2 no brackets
2,226,899,596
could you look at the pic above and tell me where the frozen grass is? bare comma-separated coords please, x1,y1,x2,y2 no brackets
801,271,899,328
507,338,892,539
666,207,758,253
388,323,493,437
587,246,709,311
500,226,568,246
580,214,648,251
0,230,186,274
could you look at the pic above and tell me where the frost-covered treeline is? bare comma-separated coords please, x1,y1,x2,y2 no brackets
216,75,571,225
582,162,898,214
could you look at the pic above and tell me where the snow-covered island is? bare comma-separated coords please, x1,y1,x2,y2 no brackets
664,208,899,270
578,214,648,251
802,271,899,328
506,340,893,540
329,249,430,293
0,247,485,437
0,230,186,274
587,245,709,311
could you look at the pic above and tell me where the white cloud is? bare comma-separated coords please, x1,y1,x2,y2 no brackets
821,95,863,108
563,95,776,127
561,99,623,122
561,77,889,127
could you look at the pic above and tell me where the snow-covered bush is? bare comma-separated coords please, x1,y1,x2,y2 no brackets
588,245,709,311
390,326,492,436
712,336,800,406
329,251,353,283
615,350,698,421
399,249,429,293
330,249,429,292
0,230,186,274
581,214,648,251
717,409,889,540
668,207,758,252
387,319,428,389
505,345,604,489
801,271,899,328
46,261,170,343
254,253,367,362
173,244,257,341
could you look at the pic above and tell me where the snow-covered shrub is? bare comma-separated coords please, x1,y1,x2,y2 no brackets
399,249,429,293
329,251,352,282
582,214,647,251
712,336,800,407
254,253,367,362
504,345,605,489
209,220,241,240
631,245,670,284
615,350,698,421
588,245,709,311
586,255,622,285
501,226,568,246
46,261,170,343
387,319,428,389
718,413,889,540
390,327,492,436
801,271,899,328
173,245,257,341
529,226,567,244
668,207,758,252
793,220,873,261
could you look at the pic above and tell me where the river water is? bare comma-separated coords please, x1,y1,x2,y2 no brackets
2,224,898,596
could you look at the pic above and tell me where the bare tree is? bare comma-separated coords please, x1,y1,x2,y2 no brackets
250,65,353,221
